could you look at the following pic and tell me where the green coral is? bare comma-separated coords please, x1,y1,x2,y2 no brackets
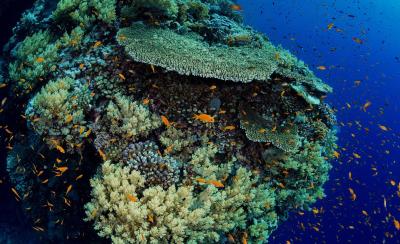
52,0,116,26
117,23,279,82
271,141,332,211
93,94,161,160
239,108,300,153
84,158,278,243
159,126,194,154
25,77,92,152
104,93,161,141
133,0,179,18
8,30,59,94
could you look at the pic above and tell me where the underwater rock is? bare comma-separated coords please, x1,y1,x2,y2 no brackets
1,0,337,243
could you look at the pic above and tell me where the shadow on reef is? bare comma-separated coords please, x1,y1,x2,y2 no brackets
0,0,338,243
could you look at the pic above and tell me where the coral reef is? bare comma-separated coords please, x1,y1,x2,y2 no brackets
1,0,337,243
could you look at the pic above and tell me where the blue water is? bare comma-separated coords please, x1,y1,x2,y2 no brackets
239,0,400,242
1,0,399,243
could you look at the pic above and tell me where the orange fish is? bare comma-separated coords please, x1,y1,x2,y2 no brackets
195,178,207,184
352,37,363,44
317,65,327,70
208,180,224,188
56,145,65,154
223,125,236,131
66,185,72,195
333,151,340,159
394,219,400,231
353,153,361,159
118,73,126,80
36,57,44,63
378,125,388,131
327,23,334,30
98,149,107,161
65,114,73,123
93,41,102,48
143,98,150,105
230,4,242,11
11,187,21,200
362,101,371,112
161,115,171,127
193,113,215,123
127,194,138,202
75,174,83,181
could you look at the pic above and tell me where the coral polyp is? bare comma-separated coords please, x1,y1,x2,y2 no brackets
1,0,337,242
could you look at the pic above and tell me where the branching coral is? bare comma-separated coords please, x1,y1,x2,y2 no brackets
84,159,278,243
103,93,161,141
93,93,161,160
25,77,92,152
8,30,59,94
52,0,116,26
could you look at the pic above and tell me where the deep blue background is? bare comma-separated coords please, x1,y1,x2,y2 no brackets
238,0,400,243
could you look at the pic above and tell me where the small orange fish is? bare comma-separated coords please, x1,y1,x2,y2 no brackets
362,210,368,216
230,4,242,11
209,85,217,90
258,128,266,133
93,41,102,48
317,65,327,70
150,64,156,73
127,194,138,202
333,151,340,159
378,125,388,131
143,98,150,105
147,214,154,223
348,188,356,201
75,174,83,181
56,145,65,154
36,57,44,63
193,114,215,123
390,180,396,186
79,63,85,69
353,153,361,159
42,179,49,184
11,187,21,200
118,73,126,80
66,185,72,195
98,149,107,161
223,125,236,131
362,101,371,112
84,128,92,137
56,166,68,173
208,180,224,188
327,23,334,30
164,144,174,154
195,178,207,184
352,37,363,44
161,115,171,127
0,83,7,89
65,114,73,123
394,219,400,231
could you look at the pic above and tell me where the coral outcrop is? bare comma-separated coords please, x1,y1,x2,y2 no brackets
1,0,337,243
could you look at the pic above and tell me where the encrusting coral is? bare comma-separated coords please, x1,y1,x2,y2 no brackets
2,0,337,242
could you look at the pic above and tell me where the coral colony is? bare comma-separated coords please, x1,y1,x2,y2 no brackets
2,0,337,242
